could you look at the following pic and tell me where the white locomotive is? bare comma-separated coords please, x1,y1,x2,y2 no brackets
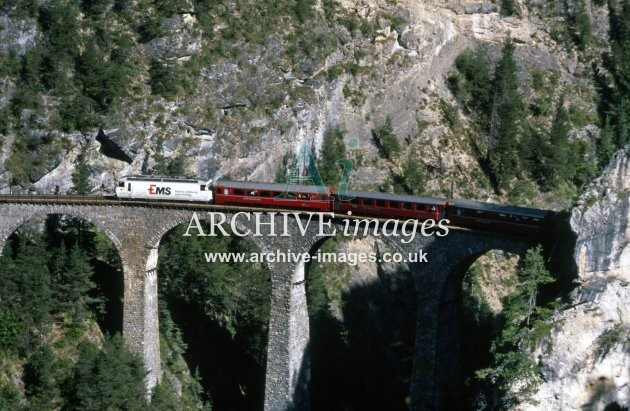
115,176,213,202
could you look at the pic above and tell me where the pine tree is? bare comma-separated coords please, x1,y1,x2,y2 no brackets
543,97,571,189
149,380,181,411
0,381,21,410
24,344,60,408
13,239,52,338
598,119,617,166
520,124,547,185
0,309,23,352
0,246,19,312
72,334,147,410
158,298,187,361
612,99,630,147
570,0,592,50
52,244,101,321
476,245,554,405
153,136,169,175
371,117,401,159
70,145,93,195
71,340,100,410
167,154,187,176
500,0,521,16
569,140,596,188
516,246,554,325
452,48,492,123
489,37,523,191
401,153,426,195
594,0,630,160
49,241,68,296
0,236,52,350
317,129,346,186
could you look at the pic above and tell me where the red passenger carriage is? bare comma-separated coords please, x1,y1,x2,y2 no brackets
334,190,445,221
213,180,334,212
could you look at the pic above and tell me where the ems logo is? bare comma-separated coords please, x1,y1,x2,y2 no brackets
148,184,171,195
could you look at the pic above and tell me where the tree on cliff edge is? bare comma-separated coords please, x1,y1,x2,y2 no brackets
476,245,554,406
70,145,93,195
489,37,524,191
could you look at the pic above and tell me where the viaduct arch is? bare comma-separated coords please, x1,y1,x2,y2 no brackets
0,200,537,410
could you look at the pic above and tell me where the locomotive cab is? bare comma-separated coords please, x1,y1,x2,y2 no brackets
115,176,213,202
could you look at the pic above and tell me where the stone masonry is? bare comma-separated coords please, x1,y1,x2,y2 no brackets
0,200,536,410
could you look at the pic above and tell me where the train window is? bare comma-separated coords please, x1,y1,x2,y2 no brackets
118,181,125,188
533,218,540,222
376,200,385,207
127,183,131,191
200,185,206,191
261,191,271,197
234,189,244,195
402,203,412,210
456,208,462,216
430,205,436,211
224,188,229,195
248,190,257,196
499,213,507,218
476,210,484,214
390,201,398,208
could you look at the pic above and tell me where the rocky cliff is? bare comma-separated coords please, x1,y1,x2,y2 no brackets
0,0,604,205
520,147,630,410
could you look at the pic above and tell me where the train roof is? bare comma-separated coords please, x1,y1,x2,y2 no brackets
339,189,446,205
119,175,207,183
448,198,550,218
214,180,329,194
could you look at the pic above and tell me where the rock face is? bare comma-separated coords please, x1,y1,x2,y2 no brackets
143,14,202,61
0,15,37,56
520,147,630,410
0,0,604,200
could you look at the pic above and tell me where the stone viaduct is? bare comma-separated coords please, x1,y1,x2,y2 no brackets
0,198,536,410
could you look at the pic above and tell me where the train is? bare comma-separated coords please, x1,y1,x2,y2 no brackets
114,175,551,235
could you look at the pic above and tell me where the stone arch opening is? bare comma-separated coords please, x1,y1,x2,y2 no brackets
435,249,522,410
155,222,272,410
0,213,124,337
305,234,418,411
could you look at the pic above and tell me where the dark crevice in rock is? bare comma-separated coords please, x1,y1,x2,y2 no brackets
221,103,248,110
95,128,133,163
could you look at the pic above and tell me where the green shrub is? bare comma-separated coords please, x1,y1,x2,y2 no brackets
531,70,545,91
371,116,401,159
500,0,521,16
327,64,344,81
595,324,628,360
